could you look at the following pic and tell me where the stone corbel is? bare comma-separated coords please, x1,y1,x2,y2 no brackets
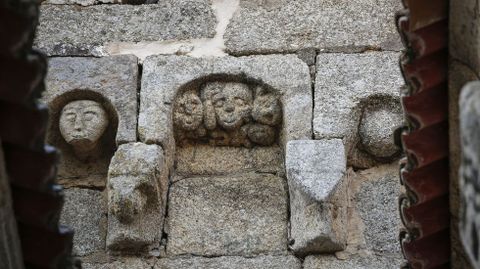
286,139,348,256
106,142,168,253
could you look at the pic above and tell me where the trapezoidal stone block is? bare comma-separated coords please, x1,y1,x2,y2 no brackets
139,55,312,151
43,55,138,187
106,143,168,253
286,139,348,255
314,52,404,168
166,173,288,257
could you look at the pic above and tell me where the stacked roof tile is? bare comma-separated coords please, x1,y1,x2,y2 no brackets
0,0,76,267
396,0,450,268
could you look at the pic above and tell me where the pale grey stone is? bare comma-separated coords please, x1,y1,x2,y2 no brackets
44,55,138,145
224,0,403,55
286,139,348,255
175,145,283,176
459,81,480,268
356,168,401,254
314,52,403,167
167,173,288,256
35,1,216,56
155,255,301,269
303,254,404,269
450,0,480,76
82,258,154,269
107,143,168,252
60,188,107,256
358,101,403,159
139,55,312,153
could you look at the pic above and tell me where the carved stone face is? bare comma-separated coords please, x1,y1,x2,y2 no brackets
173,91,204,131
252,92,281,126
204,82,253,130
59,100,109,153
247,123,276,146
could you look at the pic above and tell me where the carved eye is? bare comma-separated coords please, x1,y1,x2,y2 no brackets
214,98,225,108
65,113,76,121
234,97,245,106
84,111,97,121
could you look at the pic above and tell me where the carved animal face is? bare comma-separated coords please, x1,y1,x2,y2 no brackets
252,93,281,126
173,91,204,131
59,100,108,151
206,82,253,130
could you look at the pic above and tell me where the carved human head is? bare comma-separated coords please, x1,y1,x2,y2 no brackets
59,100,109,155
247,123,276,146
202,82,253,130
252,87,281,126
173,90,204,131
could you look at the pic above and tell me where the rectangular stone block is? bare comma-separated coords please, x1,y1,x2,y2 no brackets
175,145,283,176
354,164,402,255
224,0,402,55
44,55,139,145
303,254,404,269
83,258,155,269
155,255,301,269
314,52,403,167
35,1,216,56
139,55,312,152
167,173,288,257
60,188,107,256
43,56,139,188
286,139,348,255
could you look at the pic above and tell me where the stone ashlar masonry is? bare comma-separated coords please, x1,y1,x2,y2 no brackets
36,0,406,268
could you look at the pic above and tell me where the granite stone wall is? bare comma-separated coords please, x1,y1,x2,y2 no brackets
36,0,406,268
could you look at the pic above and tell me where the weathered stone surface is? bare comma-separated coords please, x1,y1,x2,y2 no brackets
459,81,480,268
303,254,404,269
60,188,107,256
173,82,282,148
44,55,138,145
175,145,283,176
224,0,402,55
107,143,168,252
286,139,348,254
358,103,403,159
83,258,154,269
355,166,401,254
314,52,403,167
451,0,480,76
155,255,301,269
44,55,138,187
140,55,312,151
167,173,288,256
449,61,480,269
35,1,216,56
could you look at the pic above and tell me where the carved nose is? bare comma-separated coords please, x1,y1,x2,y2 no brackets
225,103,234,112
74,117,83,131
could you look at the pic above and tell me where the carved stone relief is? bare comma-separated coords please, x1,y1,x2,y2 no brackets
173,82,282,148
107,143,168,252
59,100,109,161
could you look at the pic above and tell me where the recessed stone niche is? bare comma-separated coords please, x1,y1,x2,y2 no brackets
43,55,138,188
